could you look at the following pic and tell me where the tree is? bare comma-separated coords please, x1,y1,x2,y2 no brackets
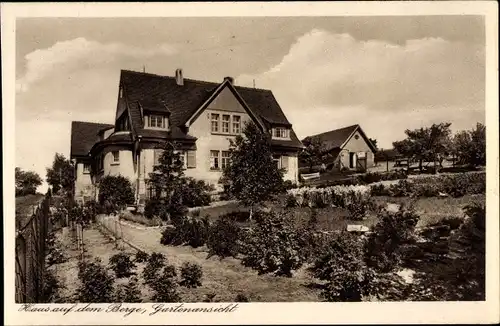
452,123,486,167
46,153,74,194
392,122,452,172
15,167,42,196
146,141,188,222
98,175,135,212
221,122,285,219
368,138,378,151
299,137,332,173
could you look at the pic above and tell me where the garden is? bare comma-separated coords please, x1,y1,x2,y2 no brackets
40,121,486,302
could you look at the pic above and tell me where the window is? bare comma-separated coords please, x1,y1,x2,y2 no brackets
222,115,230,133
147,115,166,129
210,150,220,170
211,113,220,132
273,127,289,139
232,115,241,134
273,156,281,169
83,164,91,174
112,151,119,163
221,151,230,169
187,150,196,168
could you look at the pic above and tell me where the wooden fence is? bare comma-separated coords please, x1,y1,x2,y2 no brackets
15,192,52,303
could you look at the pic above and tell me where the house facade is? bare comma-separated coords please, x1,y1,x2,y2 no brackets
70,69,304,204
300,124,377,172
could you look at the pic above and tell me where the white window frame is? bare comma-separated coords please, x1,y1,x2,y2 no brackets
210,113,220,133
146,114,168,130
221,151,231,169
222,114,231,133
232,115,241,134
272,127,290,139
112,151,120,164
210,150,220,170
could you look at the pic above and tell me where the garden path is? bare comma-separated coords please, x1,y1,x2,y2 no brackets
96,215,321,302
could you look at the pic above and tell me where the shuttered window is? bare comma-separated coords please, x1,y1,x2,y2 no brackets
187,150,196,168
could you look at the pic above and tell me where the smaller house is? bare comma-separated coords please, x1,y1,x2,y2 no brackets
301,124,377,172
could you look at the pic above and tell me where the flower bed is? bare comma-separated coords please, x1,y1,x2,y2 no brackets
370,172,485,198
287,185,371,220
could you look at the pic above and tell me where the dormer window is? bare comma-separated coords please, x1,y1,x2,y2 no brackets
272,127,290,139
145,114,168,129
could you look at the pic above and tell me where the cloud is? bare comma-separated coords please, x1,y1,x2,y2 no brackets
237,29,485,147
15,37,178,191
16,37,177,93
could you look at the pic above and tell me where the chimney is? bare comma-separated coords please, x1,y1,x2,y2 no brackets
224,76,234,85
175,69,184,86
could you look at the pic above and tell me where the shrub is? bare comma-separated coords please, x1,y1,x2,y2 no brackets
109,252,136,278
163,264,178,279
181,178,214,207
143,252,166,286
240,211,304,277
365,206,420,272
309,232,374,302
134,250,149,263
179,262,203,288
41,268,63,303
235,294,250,302
284,193,297,208
76,258,115,302
207,216,241,259
160,217,210,248
150,268,181,302
114,276,142,303
98,175,135,213
387,179,413,197
370,184,389,196
160,226,179,246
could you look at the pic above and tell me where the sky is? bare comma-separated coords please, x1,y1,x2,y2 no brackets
15,16,485,191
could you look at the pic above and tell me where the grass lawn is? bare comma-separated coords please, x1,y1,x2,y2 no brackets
192,193,485,231
372,194,485,227
15,193,45,228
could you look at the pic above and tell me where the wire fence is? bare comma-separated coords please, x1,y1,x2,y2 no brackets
15,192,52,303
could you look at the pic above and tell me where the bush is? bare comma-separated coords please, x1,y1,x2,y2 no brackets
160,216,210,248
207,216,241,259
309,232,374,302
370,184,389,196
144,198,172,221
41,268,63,303
181,178,214,207
109,252,136,278
98,175,135,213
114,276,142,302
179,262,203,288
76,258,115,302
235,294,250,302
150,267,181,302
134,250,149,263
143,252,166,286
387,179,413,197
160,226,179,245
240,211,304,277
365,206,420,272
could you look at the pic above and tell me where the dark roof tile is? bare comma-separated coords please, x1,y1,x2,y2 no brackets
70,121,114,158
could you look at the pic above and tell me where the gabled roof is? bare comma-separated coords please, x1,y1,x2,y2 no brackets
70,121,114,158
303,124,376,153
119,69,302,149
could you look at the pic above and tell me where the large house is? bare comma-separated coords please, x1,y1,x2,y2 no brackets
70,69,303,204
300,124,377,172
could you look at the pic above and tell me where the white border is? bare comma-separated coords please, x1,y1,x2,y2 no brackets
2,2,499,325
